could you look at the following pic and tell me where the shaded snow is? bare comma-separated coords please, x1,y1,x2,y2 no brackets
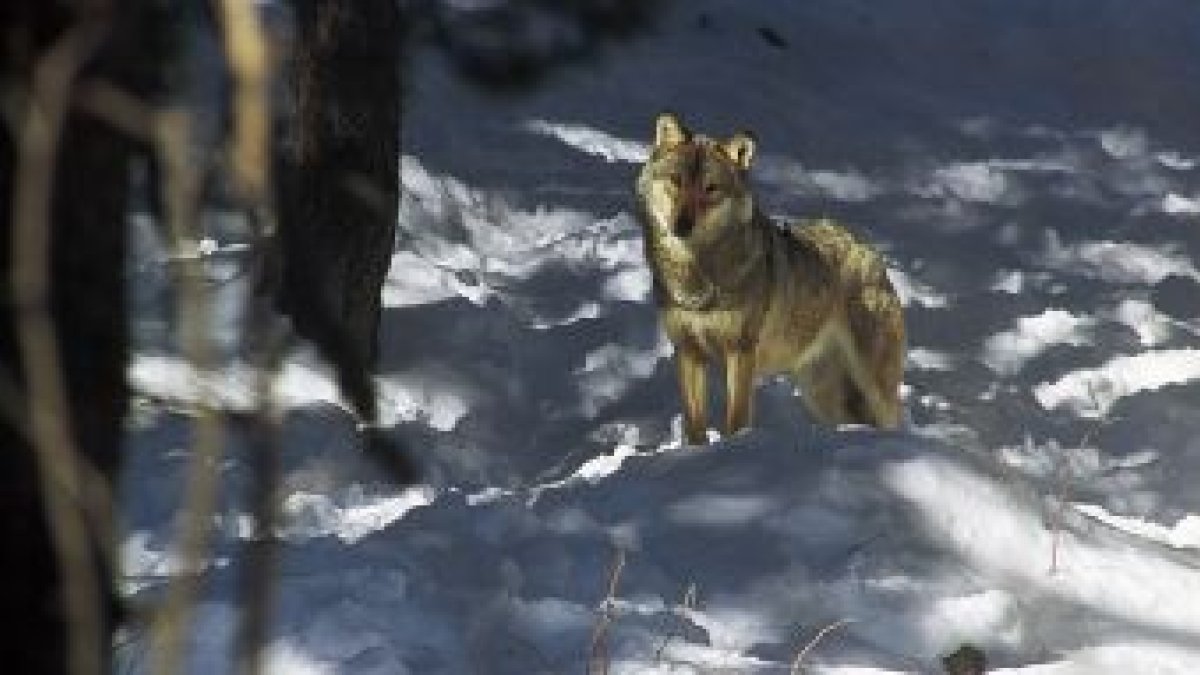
1098,126,1149,160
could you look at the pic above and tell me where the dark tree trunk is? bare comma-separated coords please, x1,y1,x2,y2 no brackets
0,1,163,672
277,0,402,424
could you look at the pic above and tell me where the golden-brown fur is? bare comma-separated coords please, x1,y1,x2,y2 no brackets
635,112,905,444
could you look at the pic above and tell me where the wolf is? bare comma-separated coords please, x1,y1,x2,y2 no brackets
635,112,905,444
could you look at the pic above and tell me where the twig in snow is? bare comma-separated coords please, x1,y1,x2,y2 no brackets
789,618,852,674
1046,438,1065,576
587,546,627,675
1048,382,1118,576
652,582,697,664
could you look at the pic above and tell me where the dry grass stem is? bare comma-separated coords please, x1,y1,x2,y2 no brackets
1048,385,1114,576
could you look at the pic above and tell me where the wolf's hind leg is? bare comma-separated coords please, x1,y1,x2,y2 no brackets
836,339,902,428
842,381,874,425
794,355,856,426
846,294,905,429
870,332,905,428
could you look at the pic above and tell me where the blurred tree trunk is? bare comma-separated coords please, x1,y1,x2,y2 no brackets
0,2,163,673
276,0,402,422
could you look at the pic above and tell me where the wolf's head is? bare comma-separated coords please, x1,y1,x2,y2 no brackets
636,112,757,244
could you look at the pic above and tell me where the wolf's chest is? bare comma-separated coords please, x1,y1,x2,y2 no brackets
664,304,758,355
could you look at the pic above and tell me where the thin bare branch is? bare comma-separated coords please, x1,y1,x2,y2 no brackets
74,79,155,141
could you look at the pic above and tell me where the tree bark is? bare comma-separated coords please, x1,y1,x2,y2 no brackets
276,0,402,424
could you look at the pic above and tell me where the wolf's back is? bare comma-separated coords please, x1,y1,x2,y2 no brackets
785,217,895,297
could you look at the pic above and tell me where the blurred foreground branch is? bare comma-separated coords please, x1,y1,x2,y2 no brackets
146,107,226,675
9,19,108,675
2,1,165,673
209,1,285,673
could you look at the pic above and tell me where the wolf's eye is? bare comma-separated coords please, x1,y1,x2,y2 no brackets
704,182,721,196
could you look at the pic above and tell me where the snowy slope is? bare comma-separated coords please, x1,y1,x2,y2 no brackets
120,0,1200,672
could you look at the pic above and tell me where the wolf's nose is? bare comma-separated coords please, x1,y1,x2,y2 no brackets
673,213,695,238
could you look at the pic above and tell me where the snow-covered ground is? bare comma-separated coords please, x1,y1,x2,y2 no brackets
119,0,1200,672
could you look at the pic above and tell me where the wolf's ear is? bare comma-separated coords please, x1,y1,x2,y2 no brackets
654,112,690,148
724,132,756,170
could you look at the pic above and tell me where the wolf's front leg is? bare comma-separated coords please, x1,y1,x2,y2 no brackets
677,345,708,445
724,348,755,436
